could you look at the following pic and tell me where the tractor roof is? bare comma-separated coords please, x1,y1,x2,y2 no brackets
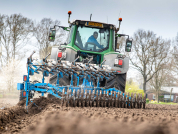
71,19,116,29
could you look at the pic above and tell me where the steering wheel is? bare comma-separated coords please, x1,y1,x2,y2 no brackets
85,42,98,51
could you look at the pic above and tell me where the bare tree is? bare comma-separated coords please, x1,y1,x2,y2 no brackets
176,32,178,44
150,59,175,103
173,33,178,71
33,18,65,58
0,14,33,67
130,29,171,93
0,14,33,94
0,14,11,67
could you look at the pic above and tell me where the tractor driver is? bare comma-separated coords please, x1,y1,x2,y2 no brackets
87,32,104,49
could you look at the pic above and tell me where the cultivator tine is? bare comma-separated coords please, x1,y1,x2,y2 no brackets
127,93,129,108
139,93,142,109
61,88,65,107
120,92,122,108
131,93,133,108
69,89,72,107
110,91,113,107
128,93,131,108
96,90,99,107
138,93,140,108
129,93,131,108
116,92,119,108
84,89,87,107
76,90,80,107
99,90,102,107
106,91,109,107
108,91,111,107
66,88,69,107
102,90,105,107
134,93,136,108
119,92,122,108
140,93,142,109
73,89,76,107
135,93,138,108
141,93,143,108
81,89,84,107
91,90,95,107
120,92,123,108
89,90,91,107
143,93,146,109
114,91,116,107
137,93,140,108
124,93,126,108
84,90,86,107
122,92,124,108
142,93,144,108
67,89,69,107
126,93,129,108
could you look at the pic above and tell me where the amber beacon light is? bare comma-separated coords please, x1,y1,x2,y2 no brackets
68,11,72,15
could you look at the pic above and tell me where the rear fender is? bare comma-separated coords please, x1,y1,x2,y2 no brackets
103,53,129,74
50,46,77,62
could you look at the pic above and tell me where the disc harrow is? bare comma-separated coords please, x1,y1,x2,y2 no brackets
17,51,146,110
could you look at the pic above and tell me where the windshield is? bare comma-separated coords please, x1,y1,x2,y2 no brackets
75,26,109,52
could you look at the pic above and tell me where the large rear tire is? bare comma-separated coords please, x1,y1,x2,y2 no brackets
105,73,126,92
49,73,127,92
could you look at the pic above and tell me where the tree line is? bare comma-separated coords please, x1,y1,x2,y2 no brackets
0,13,65,68
0,13,65,91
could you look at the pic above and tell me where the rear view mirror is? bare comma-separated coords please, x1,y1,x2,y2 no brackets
99,29,105,33
49,28,56,42
125,39,132,52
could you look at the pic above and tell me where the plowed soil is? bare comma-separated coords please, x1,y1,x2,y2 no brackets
0,97,178,134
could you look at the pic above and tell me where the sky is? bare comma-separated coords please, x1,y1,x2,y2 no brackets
0,0,178,39
0,0,178,80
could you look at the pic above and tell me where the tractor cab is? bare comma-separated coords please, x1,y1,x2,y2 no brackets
68,20,115,53
49,19,117,51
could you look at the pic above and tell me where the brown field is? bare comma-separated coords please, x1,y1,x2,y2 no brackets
0,97,178,134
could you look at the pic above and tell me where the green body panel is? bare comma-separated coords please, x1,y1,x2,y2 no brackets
62,25,120,64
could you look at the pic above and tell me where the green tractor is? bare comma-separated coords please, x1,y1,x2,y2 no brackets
49,11,132,93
